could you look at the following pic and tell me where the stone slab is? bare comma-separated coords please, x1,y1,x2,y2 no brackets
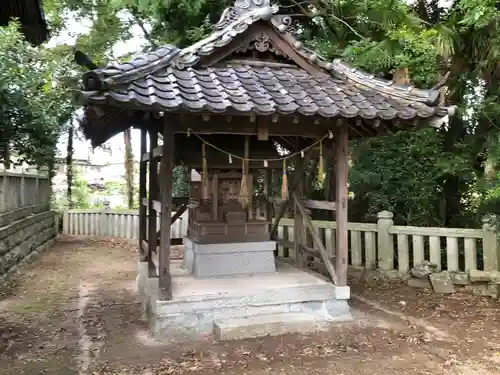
465,284,499,299
429,271,455,294
144,262,352,340
450,272,470,285
408,278,432,289
213,313,330,341
183,237,277,278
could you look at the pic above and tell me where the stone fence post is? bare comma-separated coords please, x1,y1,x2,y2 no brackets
20,170,26,207
62,205,69,234
377,211,394,271
482,215,499,271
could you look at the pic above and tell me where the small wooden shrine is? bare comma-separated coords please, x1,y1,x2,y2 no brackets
76,0,451,302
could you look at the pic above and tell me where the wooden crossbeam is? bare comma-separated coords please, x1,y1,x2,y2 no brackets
156,203,188,243
293,193,339,285
302,199,336,211
299,244,335,263
275,238,294,249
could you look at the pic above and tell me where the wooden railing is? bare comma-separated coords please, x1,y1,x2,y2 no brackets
275,219,378,269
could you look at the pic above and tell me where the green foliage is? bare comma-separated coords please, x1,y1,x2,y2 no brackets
71,171,93,208
172,166,189,197
0,22,73,169
349,128,475,226
343,27,440,87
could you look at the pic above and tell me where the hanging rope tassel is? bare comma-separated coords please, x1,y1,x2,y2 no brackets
238,136,250,208
318,140,325,185
281,159,288,200
201,142,209,200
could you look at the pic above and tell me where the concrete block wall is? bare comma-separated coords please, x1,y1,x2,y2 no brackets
0,205,57,284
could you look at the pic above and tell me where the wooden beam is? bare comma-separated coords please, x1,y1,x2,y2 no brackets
264,169,273,226
141,152,149,162
275,238,294,249
292,151,306,268
158,121,174,300
335,121,349,286
257,120,269,141
147,130,159,277
298,244,335,263
156,204,188,243
138,129,148,262
293,193,339,285
302,199,336,211
269,148,313,238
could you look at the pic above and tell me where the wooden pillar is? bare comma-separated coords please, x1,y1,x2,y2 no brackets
159,121,174,300
147,130,158,277
211,174,218,220
138,129,148,262
264,169,273,222
294,155,306,267
335,120,349,286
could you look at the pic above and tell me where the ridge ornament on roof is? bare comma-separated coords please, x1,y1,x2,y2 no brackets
215,0,278,30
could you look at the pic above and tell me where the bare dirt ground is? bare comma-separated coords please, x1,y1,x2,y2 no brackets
1,236,499,375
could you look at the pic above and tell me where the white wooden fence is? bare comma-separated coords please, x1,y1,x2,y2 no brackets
275,211,498,276
62,207,499,277
0,171,51,213
62,207,188,240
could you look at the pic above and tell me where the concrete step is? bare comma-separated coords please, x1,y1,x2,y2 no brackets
213,312,330,340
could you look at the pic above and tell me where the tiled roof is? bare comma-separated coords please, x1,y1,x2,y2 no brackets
82,61,445,120
78,0,451,134
1,0,49,45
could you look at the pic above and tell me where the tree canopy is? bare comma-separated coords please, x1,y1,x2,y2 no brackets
0,22,73,170
1,0,499,227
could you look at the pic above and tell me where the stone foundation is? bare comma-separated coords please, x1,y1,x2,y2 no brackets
139,261,352,341
183,236,276,278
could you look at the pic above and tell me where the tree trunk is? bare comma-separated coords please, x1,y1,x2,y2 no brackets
66,124,74,208
123,127,135,209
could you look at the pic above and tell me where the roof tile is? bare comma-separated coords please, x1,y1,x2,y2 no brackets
82,63,445,120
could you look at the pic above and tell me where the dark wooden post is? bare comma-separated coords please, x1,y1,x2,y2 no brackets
335,120,349,286
138,129,148,261
147,130,159,277
293,155,306,267
159,121,174,300
264,169,273,222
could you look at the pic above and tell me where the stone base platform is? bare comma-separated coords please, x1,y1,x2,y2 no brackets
137,261,352,341
183,236,276,278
